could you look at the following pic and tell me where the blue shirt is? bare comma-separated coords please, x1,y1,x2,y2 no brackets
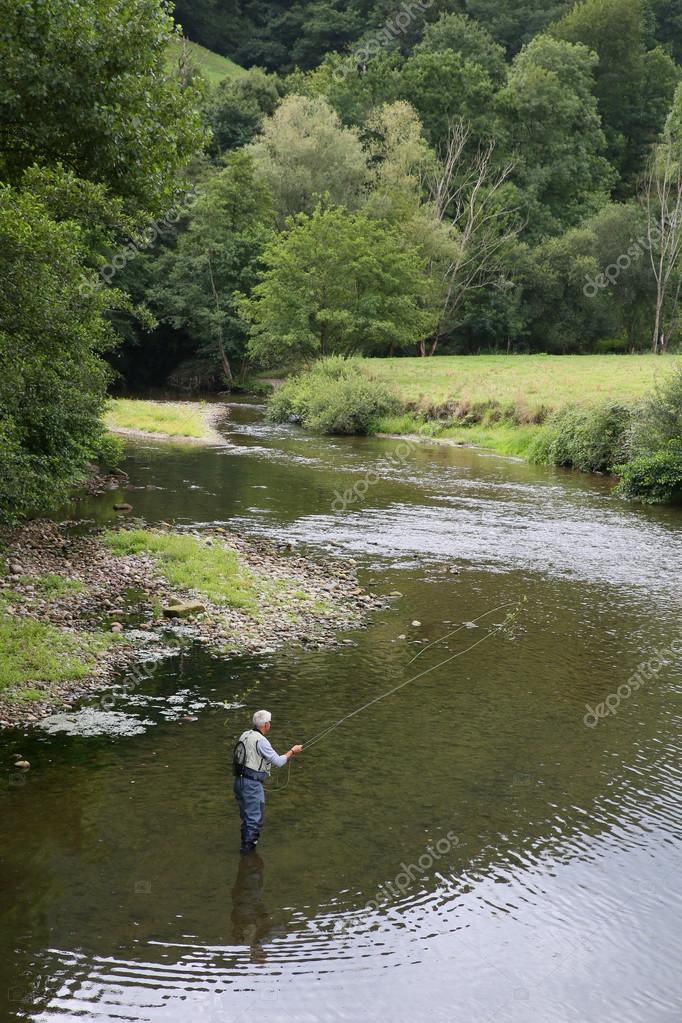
255,734,288,769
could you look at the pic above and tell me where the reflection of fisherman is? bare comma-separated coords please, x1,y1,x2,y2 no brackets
231,851,270,958
233,710,302,854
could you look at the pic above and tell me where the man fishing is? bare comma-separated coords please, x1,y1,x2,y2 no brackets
233,710,303,854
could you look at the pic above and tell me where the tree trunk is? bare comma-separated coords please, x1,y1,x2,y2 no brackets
206,249,233,388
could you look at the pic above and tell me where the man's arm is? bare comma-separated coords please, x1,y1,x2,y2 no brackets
257,735,303,769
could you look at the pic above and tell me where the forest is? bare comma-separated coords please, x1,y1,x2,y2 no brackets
2,0,682,521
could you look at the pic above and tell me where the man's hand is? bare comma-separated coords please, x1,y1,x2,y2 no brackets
287,744,303,759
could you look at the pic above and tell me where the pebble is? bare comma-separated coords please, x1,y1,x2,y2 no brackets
14,759,30,770
411,620,422,627
0,518,385,730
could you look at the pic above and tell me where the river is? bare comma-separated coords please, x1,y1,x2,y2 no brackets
2,398,681,1023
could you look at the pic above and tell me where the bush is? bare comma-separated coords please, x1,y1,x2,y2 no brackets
615,449,682,504
266,357,401,435
627,365,682,458
528,403,632,473
91,433,125,470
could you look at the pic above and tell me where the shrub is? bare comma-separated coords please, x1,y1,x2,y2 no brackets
91,433,125,470
627,365,682,458
615,449,682,504
529,403,632,473
266,357,401,435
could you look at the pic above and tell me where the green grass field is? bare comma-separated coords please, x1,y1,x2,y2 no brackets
105,399,210,438
167,38,244,85
369,354,682,420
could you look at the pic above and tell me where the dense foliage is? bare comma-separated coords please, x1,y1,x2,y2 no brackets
109,0,682,389
528,402,632,471
615,365,682,500
4,0,682,515
0,0,204,522
267,358,401,433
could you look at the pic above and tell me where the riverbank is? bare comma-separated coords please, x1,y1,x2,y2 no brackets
266,355,682,500
105,399,228,444
0,519,385,727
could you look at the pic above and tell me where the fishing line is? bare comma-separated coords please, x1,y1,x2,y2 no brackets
302,601,518,751
266,598,519,793
407,601,515,665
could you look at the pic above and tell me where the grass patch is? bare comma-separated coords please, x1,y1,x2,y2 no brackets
167,39,244,85
374,412,540,458
0,616,112,694
104,529,257,609
18,574,85,596
105,399,208,438
435,423,540,457
369,354,682,420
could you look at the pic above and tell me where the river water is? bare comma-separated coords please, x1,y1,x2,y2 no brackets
2,399,681,1023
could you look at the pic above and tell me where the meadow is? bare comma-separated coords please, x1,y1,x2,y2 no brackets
167,38,244,85
368,354,682,421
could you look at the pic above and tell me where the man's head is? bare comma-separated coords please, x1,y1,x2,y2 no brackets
252,709,272,734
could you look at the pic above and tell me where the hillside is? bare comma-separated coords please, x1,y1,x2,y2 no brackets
167,38,244,85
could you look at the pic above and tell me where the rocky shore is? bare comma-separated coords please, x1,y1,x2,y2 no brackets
0,518,386,728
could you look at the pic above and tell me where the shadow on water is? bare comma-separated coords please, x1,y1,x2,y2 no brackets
1,397,681,1022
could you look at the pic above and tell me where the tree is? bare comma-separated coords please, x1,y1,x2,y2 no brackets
249,94,369,226
0,185,123,522
649,0,682,63
551,0,680,189
422,120,520,353
642,84,682,353
400,48,500,148
498,34,614,238
0,0,205,219
206,68,283,156
587,202,655,350
518,226,616,352
151,152,275,384
464,0,572,53
302,51,402,127
415,13,507,82
241,206,438,363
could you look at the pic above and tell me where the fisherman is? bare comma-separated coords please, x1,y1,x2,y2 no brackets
233,710,302,854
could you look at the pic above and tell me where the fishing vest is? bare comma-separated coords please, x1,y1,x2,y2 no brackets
233,728,271,779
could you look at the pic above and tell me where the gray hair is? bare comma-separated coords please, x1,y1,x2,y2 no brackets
252,709,272,728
